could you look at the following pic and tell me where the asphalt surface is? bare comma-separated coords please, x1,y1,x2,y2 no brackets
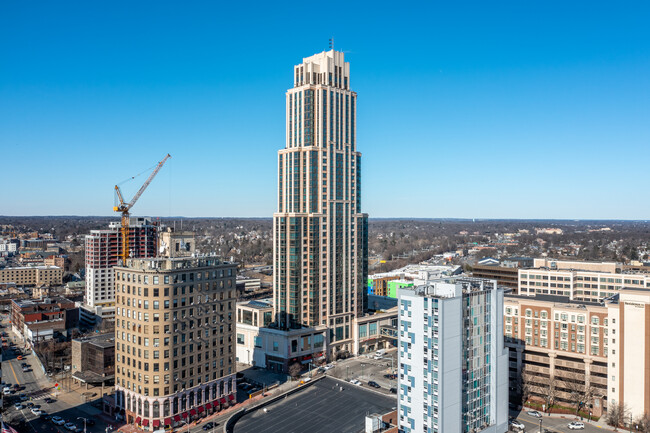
513,409,605,433
1,321,110,433
328,349,399,392
233,377,397,433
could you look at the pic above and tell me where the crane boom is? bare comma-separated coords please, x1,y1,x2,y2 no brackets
113,153,171,263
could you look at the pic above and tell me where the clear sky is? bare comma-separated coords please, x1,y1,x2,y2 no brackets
1,1,649,219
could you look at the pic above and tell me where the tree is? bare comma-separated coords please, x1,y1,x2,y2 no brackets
607,400,630,430
634,413,650,433
288,362,302,379
561,371,596,415
533,375,557,412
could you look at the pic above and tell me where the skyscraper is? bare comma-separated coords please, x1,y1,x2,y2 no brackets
273,50,368,358
398,277,508,433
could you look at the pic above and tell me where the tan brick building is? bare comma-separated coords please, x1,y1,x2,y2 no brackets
0,265,62,287
114,239,238,430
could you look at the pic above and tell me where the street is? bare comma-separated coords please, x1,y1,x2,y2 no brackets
512,409,605,433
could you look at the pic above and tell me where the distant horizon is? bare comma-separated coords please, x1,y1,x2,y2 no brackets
1,215,648,223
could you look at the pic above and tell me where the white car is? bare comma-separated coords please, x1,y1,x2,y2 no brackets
64,423,78,431
52,416,65,426
323,364,334,371
373,354,383,360
568,421,585,430
349,379,362,386
3,386,11,393
527,410,542,418
509,419,525,430
31,408,42,416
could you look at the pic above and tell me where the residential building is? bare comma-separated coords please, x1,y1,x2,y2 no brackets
273,49,368,359
519,258,650,302
0,265,62,287
368,275,400,296
113,231,237,430
398,278,508,433
84,217,159,322
44,255,66,271
0,240,17,256
503,294,610,417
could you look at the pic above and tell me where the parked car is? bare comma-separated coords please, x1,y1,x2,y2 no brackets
323,364,334,371
51,416,65,426
86,419,95,426
19,395,28,401
509,419,525,430
44,397,56,404
389,387,397,394
64,422,78,431
40,413,50,420
367,381,381,388
527,410,542,418
31,408,42,416
349,379,362,386
3,386,12,394
14,402,24,410
568,421,585,430
203,422,217,431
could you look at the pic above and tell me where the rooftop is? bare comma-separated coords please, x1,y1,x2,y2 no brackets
233,377,396,433
504,293,614,307
74,332,115,348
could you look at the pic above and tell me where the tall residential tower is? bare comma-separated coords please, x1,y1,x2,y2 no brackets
273,50,368,358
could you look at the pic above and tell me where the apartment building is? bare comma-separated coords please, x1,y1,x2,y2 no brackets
398,278,508,433
0,265,62,287
518,259,650,302
113,234,237,430
273,49,369,359
84,217,159,322
504,294,610,417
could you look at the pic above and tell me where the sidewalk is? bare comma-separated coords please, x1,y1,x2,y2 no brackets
523,405,616,431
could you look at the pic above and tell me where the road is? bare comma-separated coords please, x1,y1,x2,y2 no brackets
513,409,605,433
327,349,399,395
1,319,111,433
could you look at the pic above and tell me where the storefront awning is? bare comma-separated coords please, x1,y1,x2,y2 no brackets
153,420,161,428
198,405,204,412
228,394,235,401
135,417,141,424
181,412,188,418
142,419,149,427
189,408,197,416
173,415,181,422
205,403,212,409
220,397,226,404
164,418,172,425
213,400,219,408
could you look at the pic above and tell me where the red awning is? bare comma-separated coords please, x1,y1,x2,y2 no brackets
205,403,212,409
181,412,188,418
142,420,149,427
228,394,235,401
135,417,141,424
213,400,219,408
173,415,181,422
153,420,161,427
198,405,205,412
190,409,197,416
164,418,172,425
220,397,226,404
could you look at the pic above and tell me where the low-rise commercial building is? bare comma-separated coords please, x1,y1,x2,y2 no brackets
71,333,115,387
10,297,78,345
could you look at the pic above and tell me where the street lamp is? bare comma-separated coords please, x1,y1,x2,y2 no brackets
105,426,114,433
77,417,87,433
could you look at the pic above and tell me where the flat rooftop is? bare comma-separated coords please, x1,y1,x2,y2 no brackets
233,377,397,433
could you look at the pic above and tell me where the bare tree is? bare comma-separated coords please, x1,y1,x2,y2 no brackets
288,362,302,379
634,412,650,433
533,375,557,412
607,400,631,430
561,371,596,415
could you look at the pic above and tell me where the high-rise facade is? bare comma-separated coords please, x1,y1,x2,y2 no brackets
114,231,237,430
397,278,508,433
273,50,368,357
84,217,158,321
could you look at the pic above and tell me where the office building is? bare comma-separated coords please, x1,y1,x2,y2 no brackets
273,49,368,359
398,278,508,433
113,230,237,430
472,257,532,293
71,333,116,388
84,217,159,322
518,258,650,302
0,265,62,287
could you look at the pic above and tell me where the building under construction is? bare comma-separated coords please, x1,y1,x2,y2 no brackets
82,217,159,324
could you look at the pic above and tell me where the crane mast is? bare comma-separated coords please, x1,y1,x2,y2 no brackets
113,153,171,263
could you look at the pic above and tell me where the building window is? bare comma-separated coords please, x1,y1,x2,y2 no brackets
237,334,245,345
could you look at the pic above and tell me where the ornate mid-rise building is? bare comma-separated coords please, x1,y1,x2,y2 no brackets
273,49,368,358
114,230,237,430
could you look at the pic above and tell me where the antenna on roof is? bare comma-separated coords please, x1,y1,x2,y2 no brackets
329,38,334,51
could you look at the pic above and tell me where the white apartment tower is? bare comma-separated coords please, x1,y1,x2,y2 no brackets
273,50,368,358
398,278,508,433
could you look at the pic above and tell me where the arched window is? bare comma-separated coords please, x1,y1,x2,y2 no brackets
189,391,194,407
197,390,202,404
173,397,178,414
143,400,149,417
153,401,160,418
204,387,210,402
164,400,170,417
181,395,187,411
137,398,142,416
219,382,224,396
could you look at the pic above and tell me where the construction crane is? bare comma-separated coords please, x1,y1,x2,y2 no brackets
113,153,171,263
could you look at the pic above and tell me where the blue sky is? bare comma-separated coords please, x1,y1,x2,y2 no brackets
1,1,648,219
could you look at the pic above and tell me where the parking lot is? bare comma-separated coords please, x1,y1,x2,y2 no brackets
326,348,398,394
